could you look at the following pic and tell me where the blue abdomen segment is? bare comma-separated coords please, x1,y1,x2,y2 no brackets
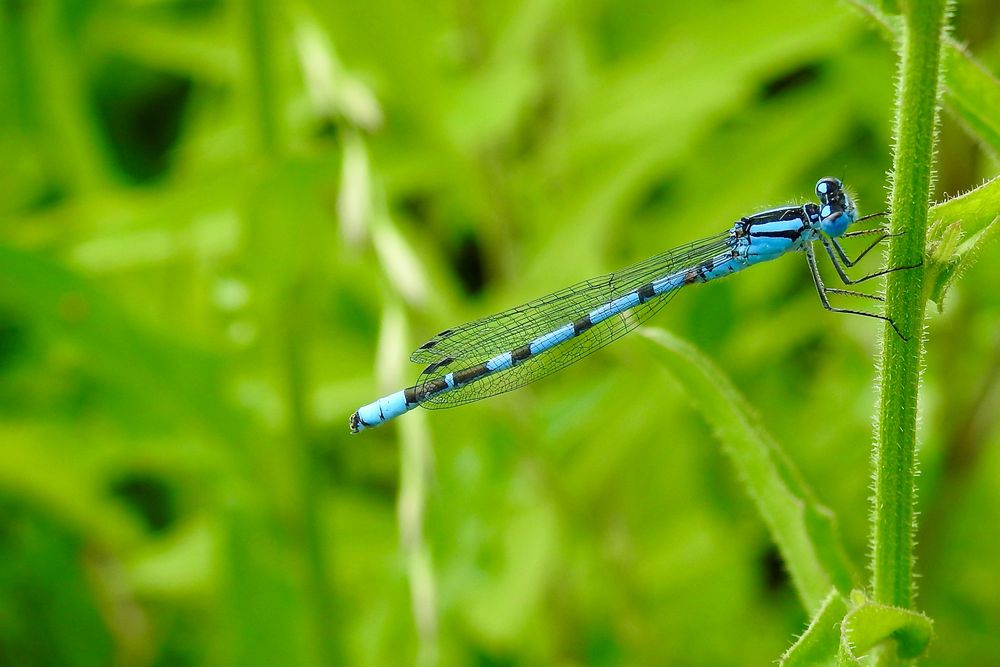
588,292,641,326
529,323,575,355
351,390,414,433
698,256,744,280
486,351,514,372
651,273,685,294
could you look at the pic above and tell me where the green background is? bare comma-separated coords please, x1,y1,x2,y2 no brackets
1,1,998,665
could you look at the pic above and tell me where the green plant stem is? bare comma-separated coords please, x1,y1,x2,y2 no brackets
871,0,948,625
243,4,340,665
247,0,279,156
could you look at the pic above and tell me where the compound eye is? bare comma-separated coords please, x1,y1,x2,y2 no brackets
815,177,842,199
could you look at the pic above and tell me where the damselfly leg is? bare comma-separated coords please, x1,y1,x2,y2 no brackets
819,237,921,286
804,244,909,339
826,211,906,267
824,288,885,302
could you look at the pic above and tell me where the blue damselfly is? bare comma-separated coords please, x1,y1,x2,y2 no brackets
351,178,912,433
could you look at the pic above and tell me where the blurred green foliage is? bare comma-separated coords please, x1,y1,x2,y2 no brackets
2,0,999,665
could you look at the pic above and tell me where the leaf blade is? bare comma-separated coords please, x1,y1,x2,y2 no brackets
639,327,855,613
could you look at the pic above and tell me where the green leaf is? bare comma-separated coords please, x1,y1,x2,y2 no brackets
639,328,855,614
780,589,849,667
942,43,1000,158
927,217,1000,310
925,175,1000,309
840,591,934,661
924,218,963,309
930,174,1000,239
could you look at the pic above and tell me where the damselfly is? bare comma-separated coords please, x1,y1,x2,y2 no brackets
350,178,913,433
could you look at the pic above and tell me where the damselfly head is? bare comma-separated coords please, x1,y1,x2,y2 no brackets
815,177,856,237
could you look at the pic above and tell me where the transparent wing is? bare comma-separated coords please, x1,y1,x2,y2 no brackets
411,231,735,408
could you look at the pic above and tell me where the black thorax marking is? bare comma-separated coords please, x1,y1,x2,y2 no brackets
739,206,810,244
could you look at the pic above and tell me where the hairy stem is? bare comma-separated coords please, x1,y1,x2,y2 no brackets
871,0,948,627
